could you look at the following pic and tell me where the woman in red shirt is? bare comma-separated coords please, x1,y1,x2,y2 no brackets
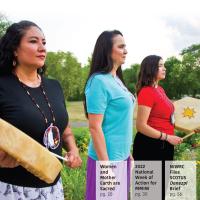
132,55,183,199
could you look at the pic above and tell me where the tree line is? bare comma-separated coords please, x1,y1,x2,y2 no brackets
46,43,200,100
124,44,200,99
1,15,200,100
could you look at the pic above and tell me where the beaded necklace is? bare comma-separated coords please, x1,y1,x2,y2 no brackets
19,78,56,126
16,74,60,150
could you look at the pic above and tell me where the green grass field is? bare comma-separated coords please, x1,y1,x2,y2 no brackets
62,153,87,200
67,101,87,122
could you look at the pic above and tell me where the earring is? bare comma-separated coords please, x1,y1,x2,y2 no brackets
13,60,16,67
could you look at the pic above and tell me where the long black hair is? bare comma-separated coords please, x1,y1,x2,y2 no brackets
0,20,45,76
84,30,125,117
136,55,162,95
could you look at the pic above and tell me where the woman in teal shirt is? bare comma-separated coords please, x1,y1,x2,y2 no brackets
84,30,135,200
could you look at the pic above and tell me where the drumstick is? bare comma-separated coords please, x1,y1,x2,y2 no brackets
50,152,68,162
182,131,196,140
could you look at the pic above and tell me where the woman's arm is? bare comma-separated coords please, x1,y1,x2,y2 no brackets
136,105,183,145
62,125,82,168
136,105,161,138
88,113,109,161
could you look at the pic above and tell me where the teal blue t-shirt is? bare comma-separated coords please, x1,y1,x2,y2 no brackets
85,73,135,161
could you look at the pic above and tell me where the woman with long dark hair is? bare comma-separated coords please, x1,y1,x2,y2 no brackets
132,55,183,199
0,20,82,199
84,30,135,200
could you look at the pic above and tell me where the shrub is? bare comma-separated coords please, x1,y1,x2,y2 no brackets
72,127,90,153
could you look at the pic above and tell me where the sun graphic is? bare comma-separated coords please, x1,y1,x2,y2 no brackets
182,107,196,119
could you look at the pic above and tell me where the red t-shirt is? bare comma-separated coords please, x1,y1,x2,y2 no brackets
137,86,174,135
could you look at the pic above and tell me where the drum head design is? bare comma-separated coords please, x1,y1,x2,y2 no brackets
174,97,200,133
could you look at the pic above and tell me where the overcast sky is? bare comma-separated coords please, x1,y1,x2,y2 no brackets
1,0,200,68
